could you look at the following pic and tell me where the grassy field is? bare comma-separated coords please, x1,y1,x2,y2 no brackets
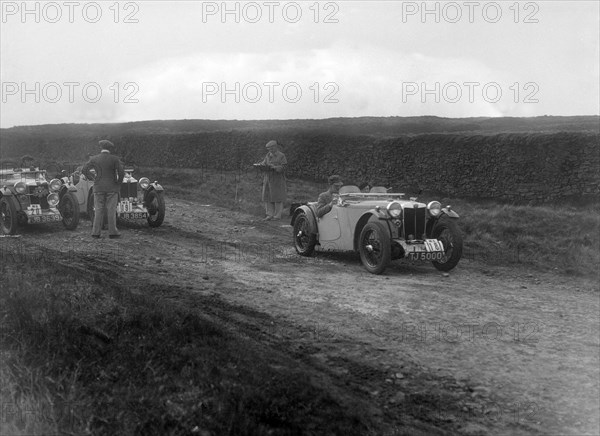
0,259,374,435
145,166,600,278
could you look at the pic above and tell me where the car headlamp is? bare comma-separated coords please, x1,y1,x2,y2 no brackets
386,201,403,218
49,179,62,191
427,201,442,217
138,177,150,190
47,193,59,207
14,181,27,194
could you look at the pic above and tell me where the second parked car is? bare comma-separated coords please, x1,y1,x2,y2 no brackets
69,166,166,227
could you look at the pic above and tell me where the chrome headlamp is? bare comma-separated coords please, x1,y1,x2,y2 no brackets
386,201,403,218
14,181,27,194
138,177,150,190
47,193,59,207
427,201,442,217
49,179,62,191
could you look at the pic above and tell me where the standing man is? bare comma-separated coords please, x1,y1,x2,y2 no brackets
258,140,287,220
82,140,124,239
316,175,344,218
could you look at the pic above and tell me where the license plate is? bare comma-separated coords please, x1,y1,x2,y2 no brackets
408,251,445,261
120,212,148,219
29,214,61,223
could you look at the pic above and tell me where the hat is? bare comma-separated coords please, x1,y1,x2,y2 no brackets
265,140,278,148
99,140,115,151
328,175,343,185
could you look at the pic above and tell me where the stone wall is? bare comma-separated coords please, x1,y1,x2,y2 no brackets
278,132,600,202
1,129,598,202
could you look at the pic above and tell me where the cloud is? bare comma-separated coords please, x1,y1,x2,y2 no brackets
116,42,514,122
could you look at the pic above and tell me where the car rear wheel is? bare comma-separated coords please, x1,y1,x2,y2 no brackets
293,213,317,256
359,221,391,274
146,190,165,227
431,218,463,271
60,192,80,230
0,197,18,235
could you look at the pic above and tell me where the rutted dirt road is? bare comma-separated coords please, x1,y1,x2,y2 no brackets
3,196,599,435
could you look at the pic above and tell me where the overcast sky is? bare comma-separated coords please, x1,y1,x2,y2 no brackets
1,1,598,127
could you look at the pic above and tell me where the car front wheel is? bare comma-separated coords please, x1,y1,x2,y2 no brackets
431,218,463,271
146,190,165,227
0,197,18,235
293,212,317,256
60,192,80,230
359,221,391,274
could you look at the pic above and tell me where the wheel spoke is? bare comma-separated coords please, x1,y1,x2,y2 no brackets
363,229,382,266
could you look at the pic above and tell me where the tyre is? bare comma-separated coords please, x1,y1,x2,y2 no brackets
359,221,391,274
0,197,18,235
293,212,317,256
431,218,463,272
146,190,165,227
60,192,80,230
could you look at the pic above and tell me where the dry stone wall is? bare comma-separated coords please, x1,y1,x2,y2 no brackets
1,130,598,202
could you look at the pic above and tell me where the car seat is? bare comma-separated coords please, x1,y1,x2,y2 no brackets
339,185,360,194
370,186,388,193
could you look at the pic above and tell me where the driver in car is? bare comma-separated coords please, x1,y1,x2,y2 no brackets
316,175,344,218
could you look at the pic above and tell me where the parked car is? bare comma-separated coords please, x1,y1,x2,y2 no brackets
70,167,165,227
290,186,463,274
0,165,80,235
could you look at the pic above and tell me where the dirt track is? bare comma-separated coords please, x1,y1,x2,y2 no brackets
3,196,599,435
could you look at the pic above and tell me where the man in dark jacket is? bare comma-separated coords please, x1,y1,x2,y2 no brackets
82,140,125,238
316,175,343,218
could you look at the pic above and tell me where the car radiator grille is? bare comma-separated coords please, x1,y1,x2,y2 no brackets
403,206,426,240
28,187,49,209
121,182,137,199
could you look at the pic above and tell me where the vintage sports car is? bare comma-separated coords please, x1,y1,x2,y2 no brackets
0,164,80,235
290,186,463,274
70,167,165,227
